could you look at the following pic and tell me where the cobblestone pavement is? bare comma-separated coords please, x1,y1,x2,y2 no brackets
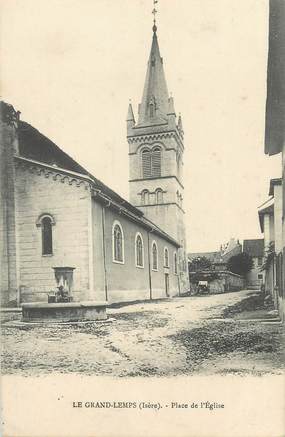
1,290,284,376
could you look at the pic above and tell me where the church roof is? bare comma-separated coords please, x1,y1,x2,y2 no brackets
137,28,170,126
17,120,143,218
15,116,180,247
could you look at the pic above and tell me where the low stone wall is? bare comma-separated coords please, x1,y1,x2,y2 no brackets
221,271,244,292
190,270,244,294
21,301,108,322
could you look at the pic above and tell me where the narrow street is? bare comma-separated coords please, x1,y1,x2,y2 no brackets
2,290,284,377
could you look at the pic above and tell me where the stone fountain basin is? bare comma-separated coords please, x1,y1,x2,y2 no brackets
21,301,108,322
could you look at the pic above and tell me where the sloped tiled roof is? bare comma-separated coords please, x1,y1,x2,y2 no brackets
15,117,179,247
17,120,143,218
243,239,264,257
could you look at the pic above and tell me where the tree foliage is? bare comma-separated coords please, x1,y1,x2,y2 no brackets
188,256,212,272
261,241,275,271
227,252,253,276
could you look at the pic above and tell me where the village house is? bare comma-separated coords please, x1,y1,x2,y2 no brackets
263,0,285,321
242,239,265,289
188,239,244,293
0,23,189,307
258,178,283,309
188,238,242,271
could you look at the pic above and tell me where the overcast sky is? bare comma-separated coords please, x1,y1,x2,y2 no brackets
2,0,281,252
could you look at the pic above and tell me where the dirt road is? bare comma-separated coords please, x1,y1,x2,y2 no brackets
2,290,284,376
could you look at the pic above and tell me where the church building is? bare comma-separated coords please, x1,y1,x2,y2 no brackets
0,22,189,307
127,22,189,292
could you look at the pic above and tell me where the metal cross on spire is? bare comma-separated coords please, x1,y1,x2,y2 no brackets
152,0,158,32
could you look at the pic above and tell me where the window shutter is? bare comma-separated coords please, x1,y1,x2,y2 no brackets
152,148,161,177
142,150,151,178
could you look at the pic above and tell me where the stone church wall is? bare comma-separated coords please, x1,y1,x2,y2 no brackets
15,163,91,303
0,115,19,306
91,200,180,304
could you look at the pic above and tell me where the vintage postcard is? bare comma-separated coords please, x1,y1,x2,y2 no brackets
1,1,284,436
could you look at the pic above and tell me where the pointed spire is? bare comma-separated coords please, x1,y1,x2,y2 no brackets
126,101,135,122
167,96,176,115
127,101,135,135
137,29,169,126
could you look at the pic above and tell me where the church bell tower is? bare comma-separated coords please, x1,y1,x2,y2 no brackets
127,20,189,292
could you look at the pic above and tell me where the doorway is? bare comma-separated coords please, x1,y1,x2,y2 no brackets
165,273,170,297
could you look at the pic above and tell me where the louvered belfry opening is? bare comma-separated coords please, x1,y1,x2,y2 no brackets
152,147,161,177
142,147,161,178
142,149,152,178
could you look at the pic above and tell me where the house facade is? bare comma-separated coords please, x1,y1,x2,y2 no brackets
0,24,188,307
263,0,285,321
258,179,283,310
243,239,264,288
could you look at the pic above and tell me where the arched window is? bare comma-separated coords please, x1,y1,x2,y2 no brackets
152,147,161,177
152,241,158,271
112,221,124,263
36,214,55,256
142,149,151,178
141,189,149,205
164,247,169,268
156,188,163,204
42,217,53,255
174,252,178,274
141,146,161,178
135,233,144,268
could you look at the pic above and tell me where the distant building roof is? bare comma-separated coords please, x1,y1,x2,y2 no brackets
188,239,242,264
243,239,264,258
258,197,274,232
188,251,223,263
221,239,242,262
